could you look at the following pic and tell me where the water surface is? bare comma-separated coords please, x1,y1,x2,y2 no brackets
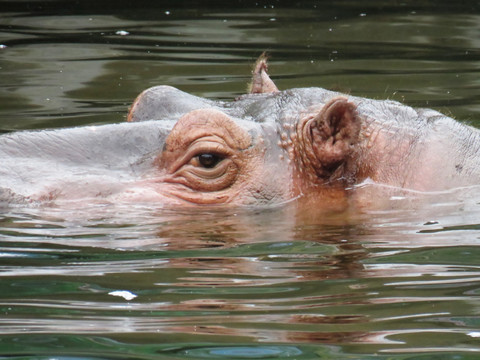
1,1,480,359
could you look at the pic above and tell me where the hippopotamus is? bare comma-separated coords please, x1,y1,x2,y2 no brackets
2,56,480,207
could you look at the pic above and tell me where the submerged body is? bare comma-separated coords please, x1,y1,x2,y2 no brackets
1,58,480,207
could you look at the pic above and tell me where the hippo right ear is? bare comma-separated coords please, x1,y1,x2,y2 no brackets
306,98,361,179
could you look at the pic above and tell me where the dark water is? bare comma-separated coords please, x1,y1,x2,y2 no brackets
2,1,480,359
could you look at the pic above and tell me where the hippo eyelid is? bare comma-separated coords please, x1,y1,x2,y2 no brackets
169,139,234,173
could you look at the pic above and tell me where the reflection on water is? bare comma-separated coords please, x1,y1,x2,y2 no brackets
2,1,480,359
2,187,480,358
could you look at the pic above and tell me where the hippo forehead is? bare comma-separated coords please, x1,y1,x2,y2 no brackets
130,85,448,129
129,85,340,124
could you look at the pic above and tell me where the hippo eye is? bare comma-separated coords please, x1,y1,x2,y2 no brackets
197,153,224,168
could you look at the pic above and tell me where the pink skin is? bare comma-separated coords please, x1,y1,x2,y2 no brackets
122,56,480,209
3,56,479,208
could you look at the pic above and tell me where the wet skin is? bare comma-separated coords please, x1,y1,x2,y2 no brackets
2,57,480,206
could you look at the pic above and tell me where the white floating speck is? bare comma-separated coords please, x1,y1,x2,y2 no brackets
467,332,480,338
115,30,129,36
0,45,6,49
108,290,137,301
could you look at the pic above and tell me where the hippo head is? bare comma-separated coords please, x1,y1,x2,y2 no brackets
1,57,475,208
128,57,362,206
127,55,480,207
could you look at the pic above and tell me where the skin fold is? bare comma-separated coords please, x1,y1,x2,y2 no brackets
1,56,480,207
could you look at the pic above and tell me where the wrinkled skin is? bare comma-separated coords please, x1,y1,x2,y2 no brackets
127,57,480,205
2,57,480,207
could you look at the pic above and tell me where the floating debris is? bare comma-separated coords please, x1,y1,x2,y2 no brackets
108,290,137,301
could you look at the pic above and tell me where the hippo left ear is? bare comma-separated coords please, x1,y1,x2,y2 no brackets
308,98,360,179
249,54,279,94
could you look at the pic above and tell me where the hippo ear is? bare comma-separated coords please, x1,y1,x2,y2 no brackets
249,54,279,94
308,98,360,178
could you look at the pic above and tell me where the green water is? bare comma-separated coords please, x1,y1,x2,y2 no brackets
1,1,480,359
